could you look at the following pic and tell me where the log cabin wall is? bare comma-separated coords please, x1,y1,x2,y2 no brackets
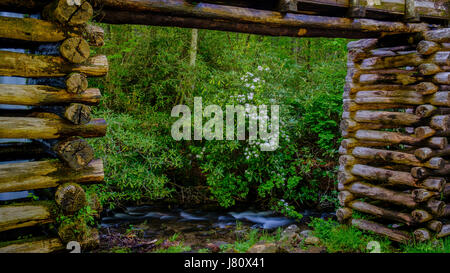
0,0,107,253
338,29,450,243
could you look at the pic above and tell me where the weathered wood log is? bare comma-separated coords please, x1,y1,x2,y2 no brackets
412,189,436,203
340,119,397,132
60,37,90,64
434,72,450,85
426,199,445,216
419,63,442,76
338,169,358,185
430,115,450,131
431,52,450,66
0,84,100,106
0,16,104,46
427,220,442,233
43,0,93,26
353,110,421,126
351,164,418,187
360,53,424,70
0,202,56,232
66,73,88,94
436,224,450,238
414,145,450,160
0,237,64,253
63,103,92,125
352,147,444,169
354,130,424,146
55,183,87,215
411,165,450,180
358,71,420,85
336,207,352,223
351,218,410,243
349,200,414,225
0,117,106,139
415,104,437,118
338,190,355,206
352,92,450,106
411,209,433,223
423,29,450,43
349,82,438,95
356,90,424,98
348,182,417,208
417,40,441,55
53,137,94,170
0,159,104,193
0,51,108,77
413,228,431,242
277,0,297,12
414,126,436,139
420,177,446,192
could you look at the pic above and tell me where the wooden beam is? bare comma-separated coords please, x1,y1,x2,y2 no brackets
0,237,64,253
351,218,411,243
0,116,106,139
0,202,56,232
0,159,104,193
0,51,108,78
0,85,101,106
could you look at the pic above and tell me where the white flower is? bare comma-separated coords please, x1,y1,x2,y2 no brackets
250,85,255,90
258,66,263,71
248,93,254,100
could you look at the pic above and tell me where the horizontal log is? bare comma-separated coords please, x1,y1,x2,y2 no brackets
338,190,355,206
353,110,421,126
336,207,352,223
415,104,437,118
358,71,421,85
340,119,397,132
426,199,445,216
0,159,104,193
411,209,433,223
352,147,444,169
427,220,443,233
92,0,431,35
0,51,108,77
420,177,446,192
348,82,438,95
348,182,417,208
0,117,107,139
360,53,424,70
354,130,424,146
436,224,450,239
411,189,437,203
351,164,418,187
55,183,87,215
0,202,55,232
0,16,104,46
351,218,410,243
411,164,450,179
356,90,425,98
414,145,450,160
352,92,450,106
434,72,450,85
349,200,414,225
0,84,101,106
0,237,64,253
59,37,90,64
423,29,450,43
417,40,441,56
53,137,95,170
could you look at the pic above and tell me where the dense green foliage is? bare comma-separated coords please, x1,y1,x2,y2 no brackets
89,24,347,213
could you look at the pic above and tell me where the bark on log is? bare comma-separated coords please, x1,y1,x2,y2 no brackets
356,90,425,98
358,71,420,85
352,147,444,169
349,200,414,225
52,137,95,170
0,51,108,77
352,92,450,106
338,190,355,206
411,165,450,180
348,182,417,208
351,164,418,187
43,0,93,26
0,16,104,46
55,183,87,215
354,130,425,146
420,177,446,192
426,199,445,216
0,117,107,139
351,218,410,243
412,189,436,203
0,159,104,193
415,104,437,118
419,63,442,76
360,53,424,70
0,237,64,253
0,84,100,106
434,72,450,85
0,202,55,232
60,37,90,64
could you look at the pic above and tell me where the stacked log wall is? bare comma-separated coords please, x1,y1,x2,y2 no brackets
0,0,107,253
339,27,450,242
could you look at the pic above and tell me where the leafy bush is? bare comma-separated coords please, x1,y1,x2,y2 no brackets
89,24,347,213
